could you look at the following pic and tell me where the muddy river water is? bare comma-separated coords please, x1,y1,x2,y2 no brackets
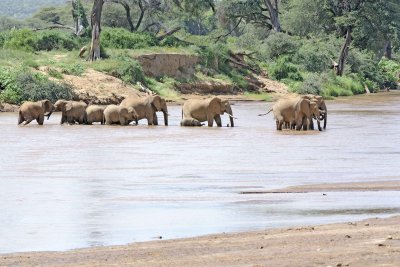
1,92,400,253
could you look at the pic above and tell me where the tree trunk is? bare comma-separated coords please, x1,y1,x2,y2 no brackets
89,0,104,61
107,0,135,32
263,0,281,32
384,40,392,60
336,27,352,76
72,0,88,36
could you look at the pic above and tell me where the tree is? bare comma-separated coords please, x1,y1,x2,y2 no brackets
89,0,104,61
72,0,89,36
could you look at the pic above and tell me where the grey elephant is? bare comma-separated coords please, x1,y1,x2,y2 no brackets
305,94,327,129
85,105,106,125
120,95,168,126
181,97,234,127
104,105,138,125
18,100,54,125
267,96,323,131
54,100,87,125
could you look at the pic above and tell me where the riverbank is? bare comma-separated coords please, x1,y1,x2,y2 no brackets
1,214,399,266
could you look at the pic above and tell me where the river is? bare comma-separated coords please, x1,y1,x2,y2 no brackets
0,92,399,253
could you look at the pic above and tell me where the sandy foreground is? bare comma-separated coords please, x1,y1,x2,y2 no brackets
1,181,400,267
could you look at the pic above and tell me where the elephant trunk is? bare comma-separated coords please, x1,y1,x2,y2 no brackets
316,116,322,131
163,110,168,126
45,111,53,120
226,104,234,127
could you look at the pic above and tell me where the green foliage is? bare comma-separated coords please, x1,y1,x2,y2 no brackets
269,56,303,81
0,67,72,104
198,44,230,72
48,68,63,79
160,36,189,47
146,77,180,100
101,28,158,49
114,56,146,85
259,32,300,60
60,63,85,76
3,29,37,52
1,29,80,51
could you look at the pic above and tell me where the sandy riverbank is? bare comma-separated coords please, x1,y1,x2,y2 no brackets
1,180,399,267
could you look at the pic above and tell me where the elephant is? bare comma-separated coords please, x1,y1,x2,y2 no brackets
18,100,54,125
180,118,204,127
85,105,106,125
305,94,327,129
181,97,234,127
103,105,138,125
54,100,87,125
269,96,322,131
120,95,168,126
294,98,323,131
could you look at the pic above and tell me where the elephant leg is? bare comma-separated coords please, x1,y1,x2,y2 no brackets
18,112,24,125
309,118,314,130
302,117,308,131
61,114,66,124
120,118,126,125
37,115,44,125
23,119,33,125
153,112,158,126
207,115,214,127
277,120,284,131
214,115,222,127
295,118,303,131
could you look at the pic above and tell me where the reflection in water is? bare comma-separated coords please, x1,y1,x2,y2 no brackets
0,92,400,253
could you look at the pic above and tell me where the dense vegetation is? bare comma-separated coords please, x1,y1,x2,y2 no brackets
0,0,399,104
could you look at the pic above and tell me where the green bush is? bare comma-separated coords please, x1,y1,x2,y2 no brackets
35,31,79,51
114,56,146,84
294,72,324,95
0,67,73,104
259,32,300,60
101,28,158,49
60,63,86,76
294,36,340,72
198,44,231,72
3,29,36,52
269,56,303,81
160,36,189,47
378,59,400,89
2,29,80,51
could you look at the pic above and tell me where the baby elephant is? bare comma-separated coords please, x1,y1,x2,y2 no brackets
18,100,54,125
54,100,87,125
180,118,204,127
85,105,106,125
104,105,138,125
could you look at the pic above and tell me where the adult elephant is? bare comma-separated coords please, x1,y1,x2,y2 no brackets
104,105,138,125
269,96,322,131
18,100,54,125
120,95,168,126
181,97,234,127
54,100,87,125
85,105,106,125
306,94,327,129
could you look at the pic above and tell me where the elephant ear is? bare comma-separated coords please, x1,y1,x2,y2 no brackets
151,95,162,111
65,102,73,112
209,97,222,114
42,100,53,112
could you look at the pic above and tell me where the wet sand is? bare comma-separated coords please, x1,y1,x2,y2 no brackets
1,214,399,267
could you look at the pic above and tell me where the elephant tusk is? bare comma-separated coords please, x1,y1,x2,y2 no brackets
227,114,238,119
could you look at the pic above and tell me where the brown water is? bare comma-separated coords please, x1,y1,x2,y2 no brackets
1,92,400,253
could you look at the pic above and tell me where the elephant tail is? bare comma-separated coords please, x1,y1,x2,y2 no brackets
258,108,272,116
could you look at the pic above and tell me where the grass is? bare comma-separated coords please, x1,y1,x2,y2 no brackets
146,77,181,101
243,92,273,101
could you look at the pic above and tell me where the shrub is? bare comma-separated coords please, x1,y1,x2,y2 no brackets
198,44,231,73
101,28,158,49
160,36,189,47
259,32,300,60
35,31,78,51
60,63,86,76
269,56,303,81
0,67,73,104
294,72,324,95
114,56,146,84
3,29,36,52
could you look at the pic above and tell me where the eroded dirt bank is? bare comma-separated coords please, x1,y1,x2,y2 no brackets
1,215,399,267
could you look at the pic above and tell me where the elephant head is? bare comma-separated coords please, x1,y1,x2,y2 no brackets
54,100,68,112
209,98,234,127
150,95,168,126
119,106,138,125
306,95,327,129
41,99,54,120
309,101,323,131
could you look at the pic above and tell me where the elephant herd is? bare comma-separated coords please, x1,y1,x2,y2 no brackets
17,94,327,131
17,96,234,127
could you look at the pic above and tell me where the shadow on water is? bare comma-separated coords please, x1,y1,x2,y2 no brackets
0,92,400,253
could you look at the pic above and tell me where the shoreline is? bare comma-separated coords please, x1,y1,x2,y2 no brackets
1,215,399,266
1,180,400,266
